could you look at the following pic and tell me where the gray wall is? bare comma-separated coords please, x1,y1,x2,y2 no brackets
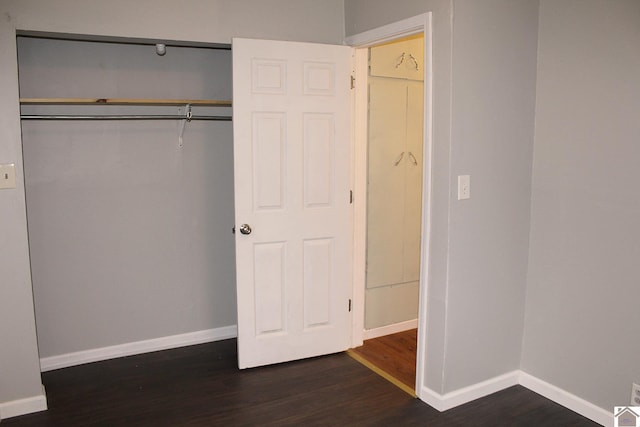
345,0,538,395
444,0,538,392
0,20,43,409
522,0,640,411
6,0,345,45
7,0,634,417
0,0,345,408
19,38,235,358
345,0,445,37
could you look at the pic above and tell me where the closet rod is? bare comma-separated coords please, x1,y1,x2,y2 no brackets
20,115,232,121
20,98,232,107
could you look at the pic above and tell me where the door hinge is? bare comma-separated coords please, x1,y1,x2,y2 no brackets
350,190,353,204
350,75,355,89
348,299,352,312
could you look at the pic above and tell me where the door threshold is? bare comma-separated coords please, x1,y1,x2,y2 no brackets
346,350,416,398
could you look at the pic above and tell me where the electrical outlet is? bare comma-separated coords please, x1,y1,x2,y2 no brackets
632,383,640,406
0,163,16,189
457,175,470,200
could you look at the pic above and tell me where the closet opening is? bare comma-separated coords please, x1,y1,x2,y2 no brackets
17,34,237,372
350,33,424,395
346,13,433,402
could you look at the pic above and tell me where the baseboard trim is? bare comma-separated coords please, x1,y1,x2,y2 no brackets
363,319,418,340
418,370,610,426
0,386,47,420
419,371,520,412
40,325,238,372
31,331,612,426
519,372,612,426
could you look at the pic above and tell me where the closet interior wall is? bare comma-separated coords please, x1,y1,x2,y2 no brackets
18,37,236,359
365,36,424,330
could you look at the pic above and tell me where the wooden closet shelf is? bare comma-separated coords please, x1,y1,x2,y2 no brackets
20,98,232,107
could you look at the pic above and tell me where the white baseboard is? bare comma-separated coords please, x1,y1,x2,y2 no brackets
419,371,520,412
519,372,612,427
363,319,418,340
0,386,47,420
418,370,610,426
29,330,613,427
40,325,238,372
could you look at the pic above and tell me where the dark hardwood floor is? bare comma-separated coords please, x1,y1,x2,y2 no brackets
350,329,417,390
4,339,598,426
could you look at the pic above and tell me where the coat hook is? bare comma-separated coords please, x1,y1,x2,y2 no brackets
408,54,419,71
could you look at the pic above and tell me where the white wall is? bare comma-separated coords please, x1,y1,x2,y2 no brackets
19,37,235,358
345,0,538,396
522,0,640,411
0,0,345,412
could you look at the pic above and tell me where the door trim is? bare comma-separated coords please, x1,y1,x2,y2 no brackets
346,12,433,397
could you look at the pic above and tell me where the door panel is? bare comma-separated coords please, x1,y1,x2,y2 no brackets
233,38,352,369
303,114,334,207
303,238,333,327
253,242,286,335
253,113,286,210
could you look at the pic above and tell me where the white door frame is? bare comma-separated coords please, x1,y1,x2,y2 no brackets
346,13,433,396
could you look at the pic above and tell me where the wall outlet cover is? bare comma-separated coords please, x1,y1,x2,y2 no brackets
457,175,470,200
0,163,17,189
632,383,640,405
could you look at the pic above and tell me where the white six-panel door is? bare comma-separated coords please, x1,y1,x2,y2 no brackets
232,38,352,369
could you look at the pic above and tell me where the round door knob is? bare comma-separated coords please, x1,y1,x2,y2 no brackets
239,224,252,235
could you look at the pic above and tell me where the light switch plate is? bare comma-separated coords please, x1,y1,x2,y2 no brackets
458,175,470,200
0,163,17,189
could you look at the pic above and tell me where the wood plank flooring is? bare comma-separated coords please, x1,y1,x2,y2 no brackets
350,329,417,391
3,339,599,426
